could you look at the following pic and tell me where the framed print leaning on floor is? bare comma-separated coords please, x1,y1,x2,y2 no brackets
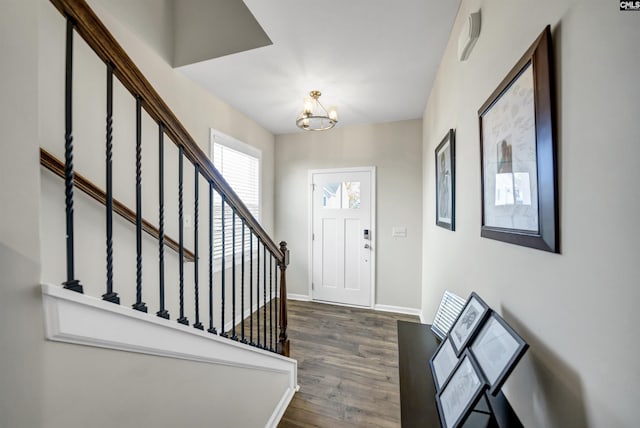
435,129,455,231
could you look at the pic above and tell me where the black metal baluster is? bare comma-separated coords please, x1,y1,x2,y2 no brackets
62,19,82,294
157,123,169,319
193,165,203,330
270,253,273,352
132,97,147,312
207,183,217,334
249,230,254,346
231,211,238,340
220,195,227,337
177,147,188,326
256,238,260,347
263,244,267,349
102,62,118,303
240,220,247,344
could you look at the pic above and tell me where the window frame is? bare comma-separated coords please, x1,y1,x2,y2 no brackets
209,129,262,271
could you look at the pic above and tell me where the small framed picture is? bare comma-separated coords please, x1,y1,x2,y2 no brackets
435,129,455,230
429,336,459,391
436,350,488,428
449,292,490,356
470,311,529,395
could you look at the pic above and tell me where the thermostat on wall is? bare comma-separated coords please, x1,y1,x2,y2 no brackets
458,10,481,61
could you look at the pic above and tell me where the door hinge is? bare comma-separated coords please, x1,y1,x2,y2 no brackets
312,233,315,240
312,183,316,191
312,282,314,290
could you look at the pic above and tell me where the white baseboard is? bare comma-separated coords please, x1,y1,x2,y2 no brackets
287,293,311,301
265,382,298,428
285,295,421,319
419,312,427,324
374,304,421,318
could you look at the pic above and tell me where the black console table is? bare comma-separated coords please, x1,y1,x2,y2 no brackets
397,321,523,428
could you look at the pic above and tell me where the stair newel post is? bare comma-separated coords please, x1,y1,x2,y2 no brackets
132,96,147,312
278,241,290,357
207,182,217,334
231,210,238,340
177,146,189,326
193,165,203,330
240,220,247,344
156,123,169,319
103,62,118,303
62,18,83,294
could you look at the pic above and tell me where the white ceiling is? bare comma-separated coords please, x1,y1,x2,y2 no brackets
177,0,462,136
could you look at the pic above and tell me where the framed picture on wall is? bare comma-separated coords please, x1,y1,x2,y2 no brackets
435,129,455,230
470,311,529,395
478,25,558,253
449,292,490,356
436,350,488,428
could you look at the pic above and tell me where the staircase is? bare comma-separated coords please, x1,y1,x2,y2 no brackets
38,0,296,426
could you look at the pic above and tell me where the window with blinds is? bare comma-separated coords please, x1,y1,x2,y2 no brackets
211,132,261,263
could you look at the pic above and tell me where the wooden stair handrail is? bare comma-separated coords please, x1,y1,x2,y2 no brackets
49,0,283,263
41,148,196,262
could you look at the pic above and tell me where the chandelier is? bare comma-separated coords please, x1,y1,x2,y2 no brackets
296,90,338,131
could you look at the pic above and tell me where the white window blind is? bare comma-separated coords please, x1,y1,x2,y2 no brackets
212,137,260,262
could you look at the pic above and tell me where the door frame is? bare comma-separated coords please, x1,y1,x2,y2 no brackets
308,166,376,308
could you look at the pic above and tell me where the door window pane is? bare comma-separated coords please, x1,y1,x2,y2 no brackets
322,181,361,209
344,182,360,209
322,183,341,208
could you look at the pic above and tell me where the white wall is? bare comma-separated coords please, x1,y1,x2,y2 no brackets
275,119,423,309
41,342,289,428
0,0,43,426
421,0,640,427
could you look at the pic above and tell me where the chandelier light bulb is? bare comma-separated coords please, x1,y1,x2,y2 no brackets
303,97,313,115
328,107,338,122
295,90,338,131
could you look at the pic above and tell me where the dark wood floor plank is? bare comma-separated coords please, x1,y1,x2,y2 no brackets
278,300,419,427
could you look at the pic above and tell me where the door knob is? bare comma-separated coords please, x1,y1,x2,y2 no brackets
364,243,370,249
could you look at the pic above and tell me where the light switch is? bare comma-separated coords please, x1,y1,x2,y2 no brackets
392,226,407,238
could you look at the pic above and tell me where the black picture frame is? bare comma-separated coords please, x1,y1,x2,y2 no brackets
478,25,558,253
470,311,529,396
436,350,488,428
429,336,459,392
435,129,455,230
449,292,490,356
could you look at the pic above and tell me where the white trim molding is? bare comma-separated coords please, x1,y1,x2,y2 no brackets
373,304,422,318
287,293,312,302
41,283,297,427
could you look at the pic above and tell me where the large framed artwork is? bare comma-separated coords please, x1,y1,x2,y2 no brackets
435,129,455,230
478,25,558,252
470,311,529,395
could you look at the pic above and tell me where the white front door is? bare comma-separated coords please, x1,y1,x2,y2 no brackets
311,168,374,307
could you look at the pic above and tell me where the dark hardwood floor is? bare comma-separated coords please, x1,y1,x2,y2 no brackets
278,300,419,428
